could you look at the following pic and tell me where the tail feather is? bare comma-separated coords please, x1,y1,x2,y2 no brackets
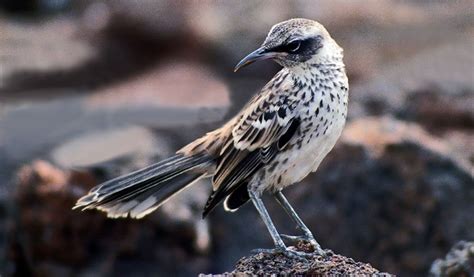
74,153,212,218
223,182,250,212
101,173,203,219
88,154,196,196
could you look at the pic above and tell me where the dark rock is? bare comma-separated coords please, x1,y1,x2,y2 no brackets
106,0,190,40
203,242,392,276
430,241,474,277
294,117,473,276
6,160,212,276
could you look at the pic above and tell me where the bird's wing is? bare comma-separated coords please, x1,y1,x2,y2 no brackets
202,76,301,217
231,90,298,151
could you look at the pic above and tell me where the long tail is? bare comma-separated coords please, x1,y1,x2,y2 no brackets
73,153,213,219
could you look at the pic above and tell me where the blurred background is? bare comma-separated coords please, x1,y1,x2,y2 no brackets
0,0,473,276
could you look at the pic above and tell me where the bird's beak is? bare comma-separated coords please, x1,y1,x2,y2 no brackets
234,47,278,72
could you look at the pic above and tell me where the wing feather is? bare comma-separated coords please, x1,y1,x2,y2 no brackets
202,73,301,217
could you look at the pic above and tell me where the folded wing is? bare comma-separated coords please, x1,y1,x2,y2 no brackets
202,88,301,217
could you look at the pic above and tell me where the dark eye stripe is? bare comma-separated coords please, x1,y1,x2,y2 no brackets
269,36,322,54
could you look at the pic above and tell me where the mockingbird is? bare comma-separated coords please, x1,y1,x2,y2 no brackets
75,18,348,258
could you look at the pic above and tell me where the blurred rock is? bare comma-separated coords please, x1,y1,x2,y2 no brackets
209,117,474,276
227,243,392,276
350,38,474,126
7,159,212,276
0,62,229,165
158,179,211,254
51,126,163,168
0,18,94,85
10,160,99,274
86,62,230,110
442,131,474,165
349,39,474,165
342,116,449,156
0,0,71,14
430,241,474,277
321,0,474,82
104,0,189,39
0,4,203,98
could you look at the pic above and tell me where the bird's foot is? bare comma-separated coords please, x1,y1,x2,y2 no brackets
251,246,314,261
280,234,325,256
280,234,311,242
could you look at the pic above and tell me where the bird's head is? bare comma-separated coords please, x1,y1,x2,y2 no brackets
234,18,343,72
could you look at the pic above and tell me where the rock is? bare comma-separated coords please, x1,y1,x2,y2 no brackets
430,241,474,277
442,131,474,165
0,17,94,93
0,5,208,98
208,117,474,276
202,243,392,276
296,117,473,275
0,0,71,14
86,62,230,110
350,38,474,129
51,126,163,168
105,0,190,39
6,159,213,276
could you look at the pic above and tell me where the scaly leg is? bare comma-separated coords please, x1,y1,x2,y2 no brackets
274,190,324,255
249,189,313,259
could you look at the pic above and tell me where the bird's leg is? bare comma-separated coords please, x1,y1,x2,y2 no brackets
274,190,313,238
274,190,324,255
249,189,285,249
248,189,313,259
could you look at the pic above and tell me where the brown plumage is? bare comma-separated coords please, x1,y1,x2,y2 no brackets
74,18,348,258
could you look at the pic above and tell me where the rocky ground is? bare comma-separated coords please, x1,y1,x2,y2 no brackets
227,242,393,276
1,1,473,276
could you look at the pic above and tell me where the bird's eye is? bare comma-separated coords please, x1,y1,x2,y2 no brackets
287,40,301,53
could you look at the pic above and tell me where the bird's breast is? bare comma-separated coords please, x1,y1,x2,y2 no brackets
257,85,348,192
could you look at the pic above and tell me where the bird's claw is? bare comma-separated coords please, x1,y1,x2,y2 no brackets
280,234,325,256
280,234,311,242
251,246,314,261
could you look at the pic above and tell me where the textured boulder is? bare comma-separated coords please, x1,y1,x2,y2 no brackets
430,241,474,277
231,244,392,276
199,244,392,276
7,160,211,276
